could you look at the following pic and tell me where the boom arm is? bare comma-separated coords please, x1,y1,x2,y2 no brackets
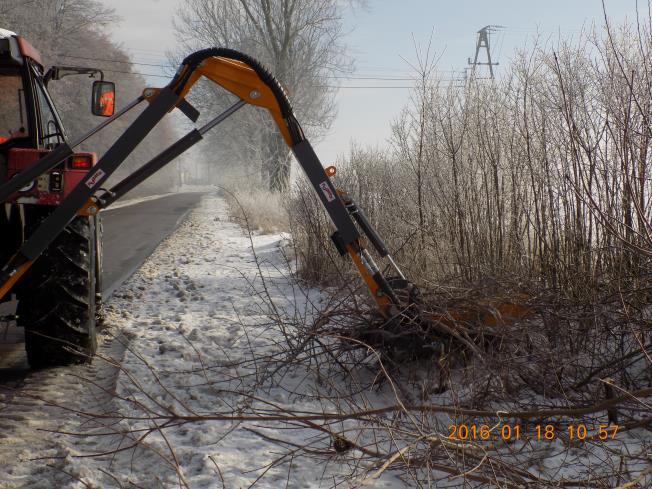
0,48,406,317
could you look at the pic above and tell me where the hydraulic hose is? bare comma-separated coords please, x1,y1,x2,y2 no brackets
173,48,305,145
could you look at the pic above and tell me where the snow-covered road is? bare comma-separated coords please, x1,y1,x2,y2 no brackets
0,194,396,488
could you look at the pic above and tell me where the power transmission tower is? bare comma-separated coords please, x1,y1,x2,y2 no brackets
468,25,504,80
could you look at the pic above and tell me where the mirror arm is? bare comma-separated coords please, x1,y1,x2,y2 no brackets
44,66,105,87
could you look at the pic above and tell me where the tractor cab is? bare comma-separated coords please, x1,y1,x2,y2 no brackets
0,30,47,153
0,29,114,203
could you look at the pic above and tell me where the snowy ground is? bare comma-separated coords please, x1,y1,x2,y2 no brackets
0,193,400,488
0,193,648,488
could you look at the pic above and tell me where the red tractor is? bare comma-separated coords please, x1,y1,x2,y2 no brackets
0,29,114,367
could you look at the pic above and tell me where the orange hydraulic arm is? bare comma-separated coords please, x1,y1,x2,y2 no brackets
166,49,404,316
0,48,408,318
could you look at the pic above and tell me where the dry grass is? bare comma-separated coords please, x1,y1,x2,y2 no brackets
225,187,289,234
216,166,290,234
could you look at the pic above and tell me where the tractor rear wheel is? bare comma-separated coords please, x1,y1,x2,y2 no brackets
18,211,98,368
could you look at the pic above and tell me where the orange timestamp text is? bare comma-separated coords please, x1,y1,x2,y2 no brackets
448,423,620,442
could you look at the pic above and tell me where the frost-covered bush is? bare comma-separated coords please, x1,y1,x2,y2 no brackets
290,24,652,301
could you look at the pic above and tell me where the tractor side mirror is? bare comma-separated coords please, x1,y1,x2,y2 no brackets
92,81,115,117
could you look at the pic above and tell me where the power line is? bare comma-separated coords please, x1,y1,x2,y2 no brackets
124,46,171,54
332,76,416,80
120,48,459,73
53,65,426,88
57,53,457,81
55,53,466,90
59,54,168,68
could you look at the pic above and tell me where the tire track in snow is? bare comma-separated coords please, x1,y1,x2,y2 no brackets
0,331,129,488
0,194,209,488
0,193,387,488
0,331,187,487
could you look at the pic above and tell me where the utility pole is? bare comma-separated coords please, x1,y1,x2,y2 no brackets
468,25,504,80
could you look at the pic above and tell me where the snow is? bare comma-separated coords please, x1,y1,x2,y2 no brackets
0,193,401,488
0,193,648,488
102,193,400,487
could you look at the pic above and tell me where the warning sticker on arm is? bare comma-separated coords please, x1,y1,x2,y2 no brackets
85,169,106,189
319,181,336,202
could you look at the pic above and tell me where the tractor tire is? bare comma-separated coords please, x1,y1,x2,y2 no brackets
18,212,98,368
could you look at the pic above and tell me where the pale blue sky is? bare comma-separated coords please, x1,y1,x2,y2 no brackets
108,0,641,164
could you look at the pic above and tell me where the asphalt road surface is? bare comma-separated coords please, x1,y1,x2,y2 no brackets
0,192,205,371
101,192,205,298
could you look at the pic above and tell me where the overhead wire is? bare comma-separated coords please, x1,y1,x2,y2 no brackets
51,63,428,88
57,53,445,81
59,54,168,68
64,27,582,84
56,53,466,88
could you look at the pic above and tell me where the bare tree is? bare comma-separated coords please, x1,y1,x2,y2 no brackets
173,0,355,191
